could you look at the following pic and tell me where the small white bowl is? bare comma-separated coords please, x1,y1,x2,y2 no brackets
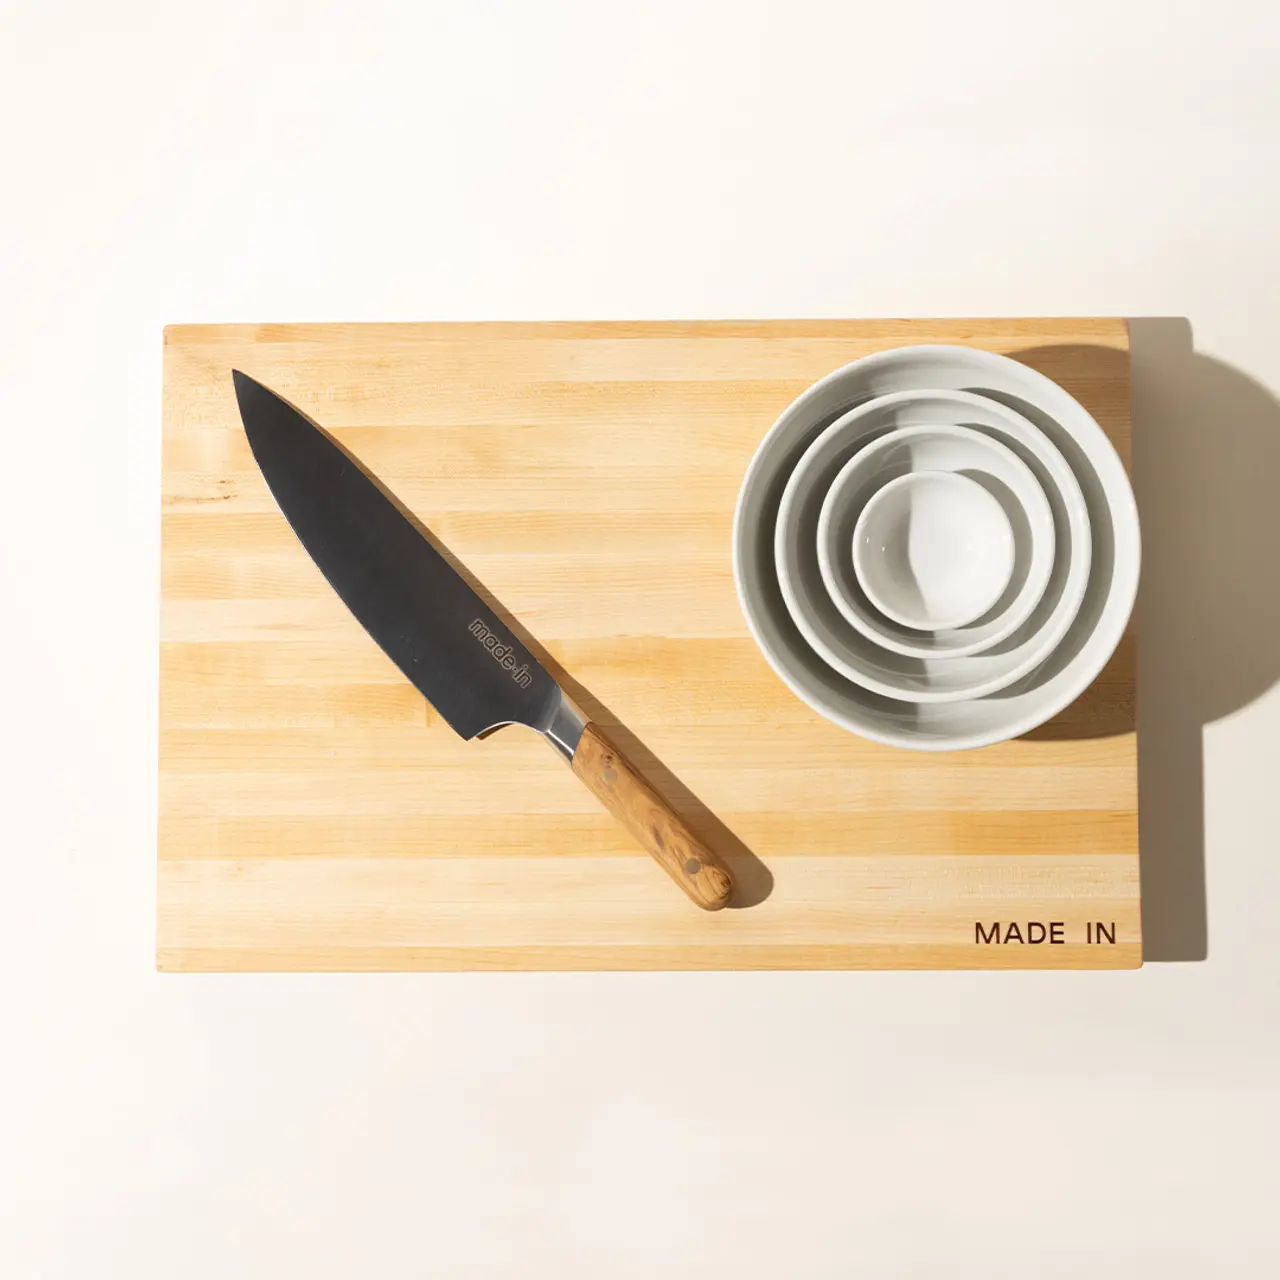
853,470,1015,630
816,422,1056,658
772,389,1093,706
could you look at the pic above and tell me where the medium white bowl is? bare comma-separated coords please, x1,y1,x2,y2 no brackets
854,470,1015,630
733,347,1138,750
774,400,1089,704
817,420,1056,658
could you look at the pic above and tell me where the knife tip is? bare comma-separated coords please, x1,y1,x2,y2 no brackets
231,369,272,416
230,370,276,443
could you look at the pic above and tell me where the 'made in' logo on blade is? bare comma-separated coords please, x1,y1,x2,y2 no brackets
468,619,533,688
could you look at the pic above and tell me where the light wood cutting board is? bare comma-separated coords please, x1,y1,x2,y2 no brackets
159,319,1140,970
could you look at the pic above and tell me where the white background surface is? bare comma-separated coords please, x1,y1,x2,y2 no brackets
3,1,1279,1274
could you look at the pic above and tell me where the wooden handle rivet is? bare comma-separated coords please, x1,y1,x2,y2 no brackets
684,858,702,876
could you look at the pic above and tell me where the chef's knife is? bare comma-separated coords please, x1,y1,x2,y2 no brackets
232,372,733,910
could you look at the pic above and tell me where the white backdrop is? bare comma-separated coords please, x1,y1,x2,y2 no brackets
3,2,1279,1275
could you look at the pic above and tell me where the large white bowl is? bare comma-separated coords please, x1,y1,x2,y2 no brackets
774,402,1089,704
732,345,1140,751
815,418,1058,659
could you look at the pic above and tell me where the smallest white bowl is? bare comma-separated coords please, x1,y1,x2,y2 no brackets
852,470,1015,631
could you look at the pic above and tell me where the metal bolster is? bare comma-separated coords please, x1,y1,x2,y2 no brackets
542,688,588,763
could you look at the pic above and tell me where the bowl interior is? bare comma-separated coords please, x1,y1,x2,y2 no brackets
852,470,1016,631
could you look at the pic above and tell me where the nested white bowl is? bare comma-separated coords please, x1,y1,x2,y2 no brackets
816,421,1056,659
774,399,1089,704
854,470,1016,629
732,347,1139,751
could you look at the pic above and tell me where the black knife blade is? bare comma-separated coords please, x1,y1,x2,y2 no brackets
233,370,562,741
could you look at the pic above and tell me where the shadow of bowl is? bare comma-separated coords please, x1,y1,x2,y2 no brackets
1126,319,1280,962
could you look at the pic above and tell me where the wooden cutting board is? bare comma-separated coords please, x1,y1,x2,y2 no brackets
159,319,1140,970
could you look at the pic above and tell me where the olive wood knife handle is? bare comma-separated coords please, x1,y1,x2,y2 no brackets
570,722,734,911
